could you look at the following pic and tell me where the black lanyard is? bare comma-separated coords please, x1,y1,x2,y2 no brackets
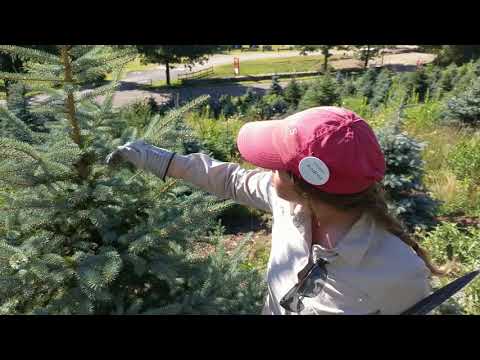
402,269,480,315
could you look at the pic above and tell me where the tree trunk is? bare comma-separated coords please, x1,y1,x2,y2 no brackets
4,79,11,99
165,61,171,86
60,46,91,180
60,46,81,147
364,45,371,69
322,48,329,72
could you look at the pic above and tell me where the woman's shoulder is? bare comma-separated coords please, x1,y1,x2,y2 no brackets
363,222,431,284
373,224,427,263
356,223,431,314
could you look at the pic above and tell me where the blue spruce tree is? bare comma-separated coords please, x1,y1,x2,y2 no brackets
377,106,439,231
0,45,265,314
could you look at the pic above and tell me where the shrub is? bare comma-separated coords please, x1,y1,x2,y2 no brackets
355,68,378,101
6,82,49,132
185,113,245,162
428,171,480,216
447,135,480,183
297,74,341,110
339,74,357,97
241,93,288,121
418,222,480,315
442,78,480,126
283,78,304,108
263,93,288,116
341,97,398,130
450,66,478,97
341,96,373,120
219,95,238,118
435,63,458,97
380,75,411,106
403,99,443,132
370,69,393,108
119,98,153,135
229,88,262,117
268,75,283,96
242,87,261,106
474,58,480,77
157,97,175,116
377,124,439,230
402,68,431,103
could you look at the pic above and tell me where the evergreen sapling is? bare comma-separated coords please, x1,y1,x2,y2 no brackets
0,45,266,315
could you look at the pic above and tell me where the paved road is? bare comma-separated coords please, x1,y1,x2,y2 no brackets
97,81,275,108
0,80,277,110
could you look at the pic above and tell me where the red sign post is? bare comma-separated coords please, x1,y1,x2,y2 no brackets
416,59,424,70
234,57,240,76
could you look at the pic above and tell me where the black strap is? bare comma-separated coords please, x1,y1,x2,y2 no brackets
401,269,480,315
162,152,176,182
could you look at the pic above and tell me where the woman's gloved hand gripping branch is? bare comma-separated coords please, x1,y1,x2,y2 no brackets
106,140,176,181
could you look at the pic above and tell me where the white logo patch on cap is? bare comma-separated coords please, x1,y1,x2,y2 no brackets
298,156,330,186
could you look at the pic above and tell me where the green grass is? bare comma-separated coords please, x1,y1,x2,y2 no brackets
150,79,183,88
400,101,480,217
209,55,326,78
105,57,160,81
403,99,444,134
224,45,295,55
133,79,184,91
341,97,402,130
185,112,246,163
418,222,480,314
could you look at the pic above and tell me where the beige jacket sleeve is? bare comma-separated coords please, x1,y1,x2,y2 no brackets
167,153,274,213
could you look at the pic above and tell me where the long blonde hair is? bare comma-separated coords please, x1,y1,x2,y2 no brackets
291,175,449,277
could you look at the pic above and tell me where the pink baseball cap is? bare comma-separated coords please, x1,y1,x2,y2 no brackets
236,106,386,194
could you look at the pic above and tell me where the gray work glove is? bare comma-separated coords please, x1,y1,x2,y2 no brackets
106,140,176,181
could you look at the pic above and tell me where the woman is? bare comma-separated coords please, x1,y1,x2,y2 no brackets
107,106,445,315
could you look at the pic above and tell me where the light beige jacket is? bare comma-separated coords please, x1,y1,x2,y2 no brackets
168,152,432,315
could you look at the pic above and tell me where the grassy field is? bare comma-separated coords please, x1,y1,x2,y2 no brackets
404,122,480,217
105,57,160,80
150,79,183,88
209,55,326,78
133,79,184,91
223,45,295,55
